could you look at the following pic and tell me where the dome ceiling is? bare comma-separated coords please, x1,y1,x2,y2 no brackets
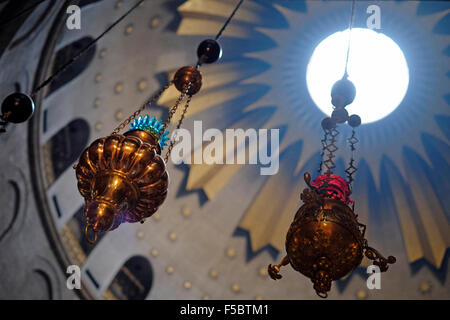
167,0,450,269
0,0,448,300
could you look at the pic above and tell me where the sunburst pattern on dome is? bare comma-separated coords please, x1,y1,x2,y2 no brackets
158,0,450,269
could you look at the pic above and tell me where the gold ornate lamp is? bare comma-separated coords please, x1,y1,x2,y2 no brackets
268,75,396,298
74,116,170,243
268,74,396,297
0,0,243,245
268,172,396,298
268,0,395,297
71,0,242,244
73,65,202,244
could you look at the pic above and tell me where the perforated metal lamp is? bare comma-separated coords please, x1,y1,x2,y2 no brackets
268,173,396,298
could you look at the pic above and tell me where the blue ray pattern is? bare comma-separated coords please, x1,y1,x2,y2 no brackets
130,115,170,149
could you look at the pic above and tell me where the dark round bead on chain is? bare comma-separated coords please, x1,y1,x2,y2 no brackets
1,92,35,123
348,114,361,127
331,107,349,124
321,117,336,130
331,77,356,108
197,39,222,65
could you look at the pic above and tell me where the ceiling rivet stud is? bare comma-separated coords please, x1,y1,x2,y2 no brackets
137,79,148,92
114,82,124,94
95,73,102,83
169,232,177,241
166,266,174,274
125,24,134,35
115,111,124,121
356,290,368,300
99,48,107,58
95,122,103,131
209,269,218,279
226,248,236,259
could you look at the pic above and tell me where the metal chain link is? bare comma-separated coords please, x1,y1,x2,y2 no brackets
31,0,146,99
160,0,244,157
345,128,359,189
344,0,356,78
111,82,172,135
323,127,339,175
215,0,245,40
109,0,243,160
159,82,192,136
318,130,329,175
164,94,192,163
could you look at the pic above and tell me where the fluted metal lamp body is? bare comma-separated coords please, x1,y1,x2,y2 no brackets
75,116,169,243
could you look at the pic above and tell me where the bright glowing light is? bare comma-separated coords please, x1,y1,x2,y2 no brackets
306,28,409,124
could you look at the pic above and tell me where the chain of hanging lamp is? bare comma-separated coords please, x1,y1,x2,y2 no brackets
317,126,339,176
30,0,146,99
323,127,340,175
164,94,193,162
343,0,356,78
21,0,244,162
344,0,358,188
268,0,396,299
163,0,244,161
111,0,245,162
1,0,147,134
68,0,245,244
110,82,171,135
345,128,359,188
318,0,359,189
317,130,328,175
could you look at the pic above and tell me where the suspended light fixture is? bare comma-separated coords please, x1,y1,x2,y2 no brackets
74,116,170,243
268,0,395,298
0,0,242,243
71,0,243,243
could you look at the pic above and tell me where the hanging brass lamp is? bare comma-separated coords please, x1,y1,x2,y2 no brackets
69,0,246,243
268,0,396,297
74,116,170,243
73,33,223,244
268,74,396,297
73,67,202,244
268,172,396,298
